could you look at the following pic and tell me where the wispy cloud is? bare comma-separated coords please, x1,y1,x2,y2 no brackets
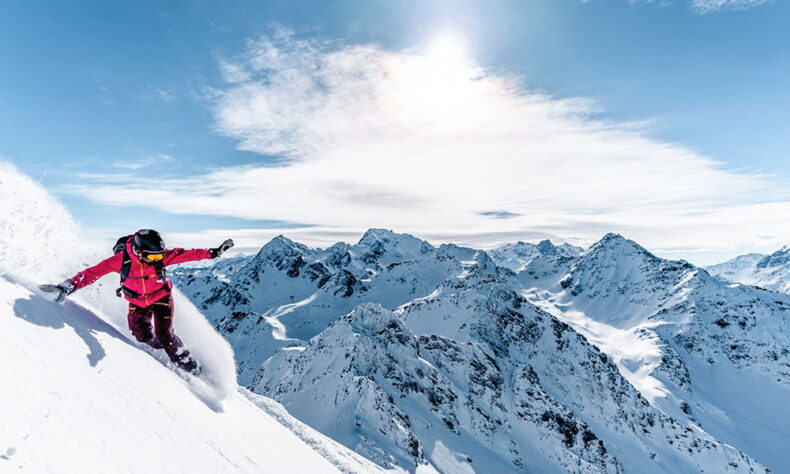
625,0,773,13
139,86,178,103
63,30,790,258
481,211,521,219
691,0,772,13
109,153,174,170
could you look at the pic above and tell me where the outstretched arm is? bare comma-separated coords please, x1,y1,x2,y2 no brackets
163,239,234,266
163,248,212,266
69,253,123,290
41,253,122,302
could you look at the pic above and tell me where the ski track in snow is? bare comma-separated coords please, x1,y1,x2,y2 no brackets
265,291,319,342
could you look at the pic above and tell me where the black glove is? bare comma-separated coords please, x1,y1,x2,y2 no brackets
40,280,76,303
210,239,234,258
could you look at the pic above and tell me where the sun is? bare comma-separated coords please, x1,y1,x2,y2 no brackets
425,30,469,72
382,29,485,134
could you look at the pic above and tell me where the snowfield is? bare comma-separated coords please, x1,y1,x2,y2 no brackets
0,162,390,474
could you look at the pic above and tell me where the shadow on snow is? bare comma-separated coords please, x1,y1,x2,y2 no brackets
8,276,132,367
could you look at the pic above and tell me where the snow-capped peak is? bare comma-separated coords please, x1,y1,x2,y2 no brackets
535,239,557,255
585,232,653,258
354,228,435,268
253,234,310,261
558,233,683,305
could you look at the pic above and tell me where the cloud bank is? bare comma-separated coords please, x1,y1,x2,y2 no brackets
64,30,790,260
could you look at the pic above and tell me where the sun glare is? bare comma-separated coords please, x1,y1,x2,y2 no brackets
405,30,485,133
425,31,468,71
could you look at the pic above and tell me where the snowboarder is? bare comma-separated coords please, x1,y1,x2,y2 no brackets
41,229,234,375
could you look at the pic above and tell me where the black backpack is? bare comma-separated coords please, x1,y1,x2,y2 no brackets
113,235,166,299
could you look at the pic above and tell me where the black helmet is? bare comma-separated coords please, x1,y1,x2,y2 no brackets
132,229,166,257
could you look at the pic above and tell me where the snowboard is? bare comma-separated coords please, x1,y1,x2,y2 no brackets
38,284,68,302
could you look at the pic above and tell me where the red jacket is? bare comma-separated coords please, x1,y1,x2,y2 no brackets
69,239,212,307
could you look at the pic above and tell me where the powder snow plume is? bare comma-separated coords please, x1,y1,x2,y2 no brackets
0,161,91,282
0,160,237,403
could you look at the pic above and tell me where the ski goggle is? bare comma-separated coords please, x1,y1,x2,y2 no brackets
144,252,164,262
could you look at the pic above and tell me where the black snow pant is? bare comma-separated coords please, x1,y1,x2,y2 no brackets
127,294,195,370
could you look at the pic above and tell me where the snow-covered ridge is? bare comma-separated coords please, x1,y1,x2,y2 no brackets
490,239,583,272
706,253,764,280
708,247,790,294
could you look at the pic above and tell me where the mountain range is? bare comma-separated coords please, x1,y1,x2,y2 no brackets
170,229,790,473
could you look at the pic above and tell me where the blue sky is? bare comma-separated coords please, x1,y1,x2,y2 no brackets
1,0,789,264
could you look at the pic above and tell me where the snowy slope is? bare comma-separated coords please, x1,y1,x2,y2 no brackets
0,277,388,473
0,161,388,474
706,253,765,285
